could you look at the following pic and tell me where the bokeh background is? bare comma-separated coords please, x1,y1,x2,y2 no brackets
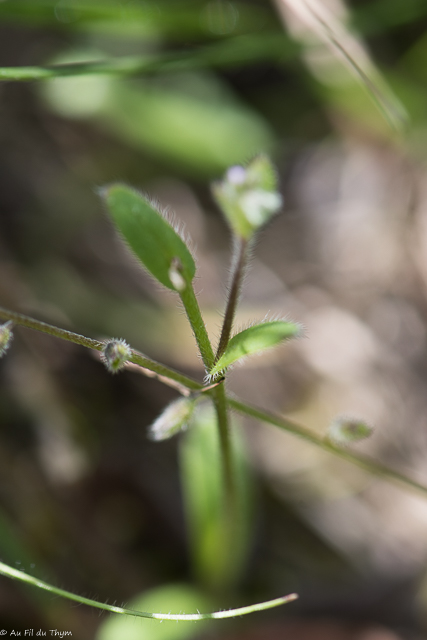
2,0,427,638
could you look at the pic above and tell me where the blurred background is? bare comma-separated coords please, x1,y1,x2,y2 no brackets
2,0,427,638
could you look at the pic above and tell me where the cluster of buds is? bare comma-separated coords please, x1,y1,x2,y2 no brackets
212,155,282,239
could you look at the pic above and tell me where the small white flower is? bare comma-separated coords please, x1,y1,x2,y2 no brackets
240,190,282,226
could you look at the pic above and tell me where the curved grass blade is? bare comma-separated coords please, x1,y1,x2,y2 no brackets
0,561,297,621
210,320,301,379
275,0,407,132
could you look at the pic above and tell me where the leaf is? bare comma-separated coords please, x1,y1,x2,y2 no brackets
102,184,196,291
148,397,196,441
179,404,253,590
209,320,301,378
96,583,213,640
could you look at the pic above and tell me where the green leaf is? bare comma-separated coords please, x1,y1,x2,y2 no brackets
102,184,196,291
209,320,301,379
179,404,253,590
148,397,196,441
96,583,213,640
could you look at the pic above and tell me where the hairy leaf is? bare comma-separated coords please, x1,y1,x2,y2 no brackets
103,184,196,291
210,320,301,378
148,397,196,441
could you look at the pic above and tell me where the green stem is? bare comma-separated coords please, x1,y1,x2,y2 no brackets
176,286,236,576
216,237,248,361
179,285,215,371
0,561,297,620
228,398,427,497
0,35,297,82
0,306,201,392
2,305,427,498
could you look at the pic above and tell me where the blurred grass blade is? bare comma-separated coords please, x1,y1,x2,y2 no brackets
102,184,196,291
210,320,301,379
179,404,253,590
0,0,276,40
274,0,408,132
0,35,298,82
41,61,274,174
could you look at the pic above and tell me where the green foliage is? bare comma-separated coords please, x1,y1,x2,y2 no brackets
179,404,253,590
2,0,427,632
209,320,302,379
148,397,196,441
97,583,213,640
102,184,196,291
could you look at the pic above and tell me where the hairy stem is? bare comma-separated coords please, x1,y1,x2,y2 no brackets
0,561,297,620
179,285,215,371
177,287,236,571
216,237,249,361
212,382,236,516
0,306,201,392
228,398,427,497
2,306,427,498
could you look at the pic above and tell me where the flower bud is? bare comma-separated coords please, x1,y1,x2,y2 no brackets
328,416,373,446
0,321,13,359
212,155,282,239
148,397,196,441
101,338,131,373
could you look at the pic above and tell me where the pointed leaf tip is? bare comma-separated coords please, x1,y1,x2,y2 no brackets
102,184,196,291
210,320,301,379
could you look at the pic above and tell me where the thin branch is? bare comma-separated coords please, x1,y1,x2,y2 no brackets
0,560,297,620
179,285,215,371
216,238,249,361
228,398,427,497
0,35,297,82
0,306,201,392
2,305,427,498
